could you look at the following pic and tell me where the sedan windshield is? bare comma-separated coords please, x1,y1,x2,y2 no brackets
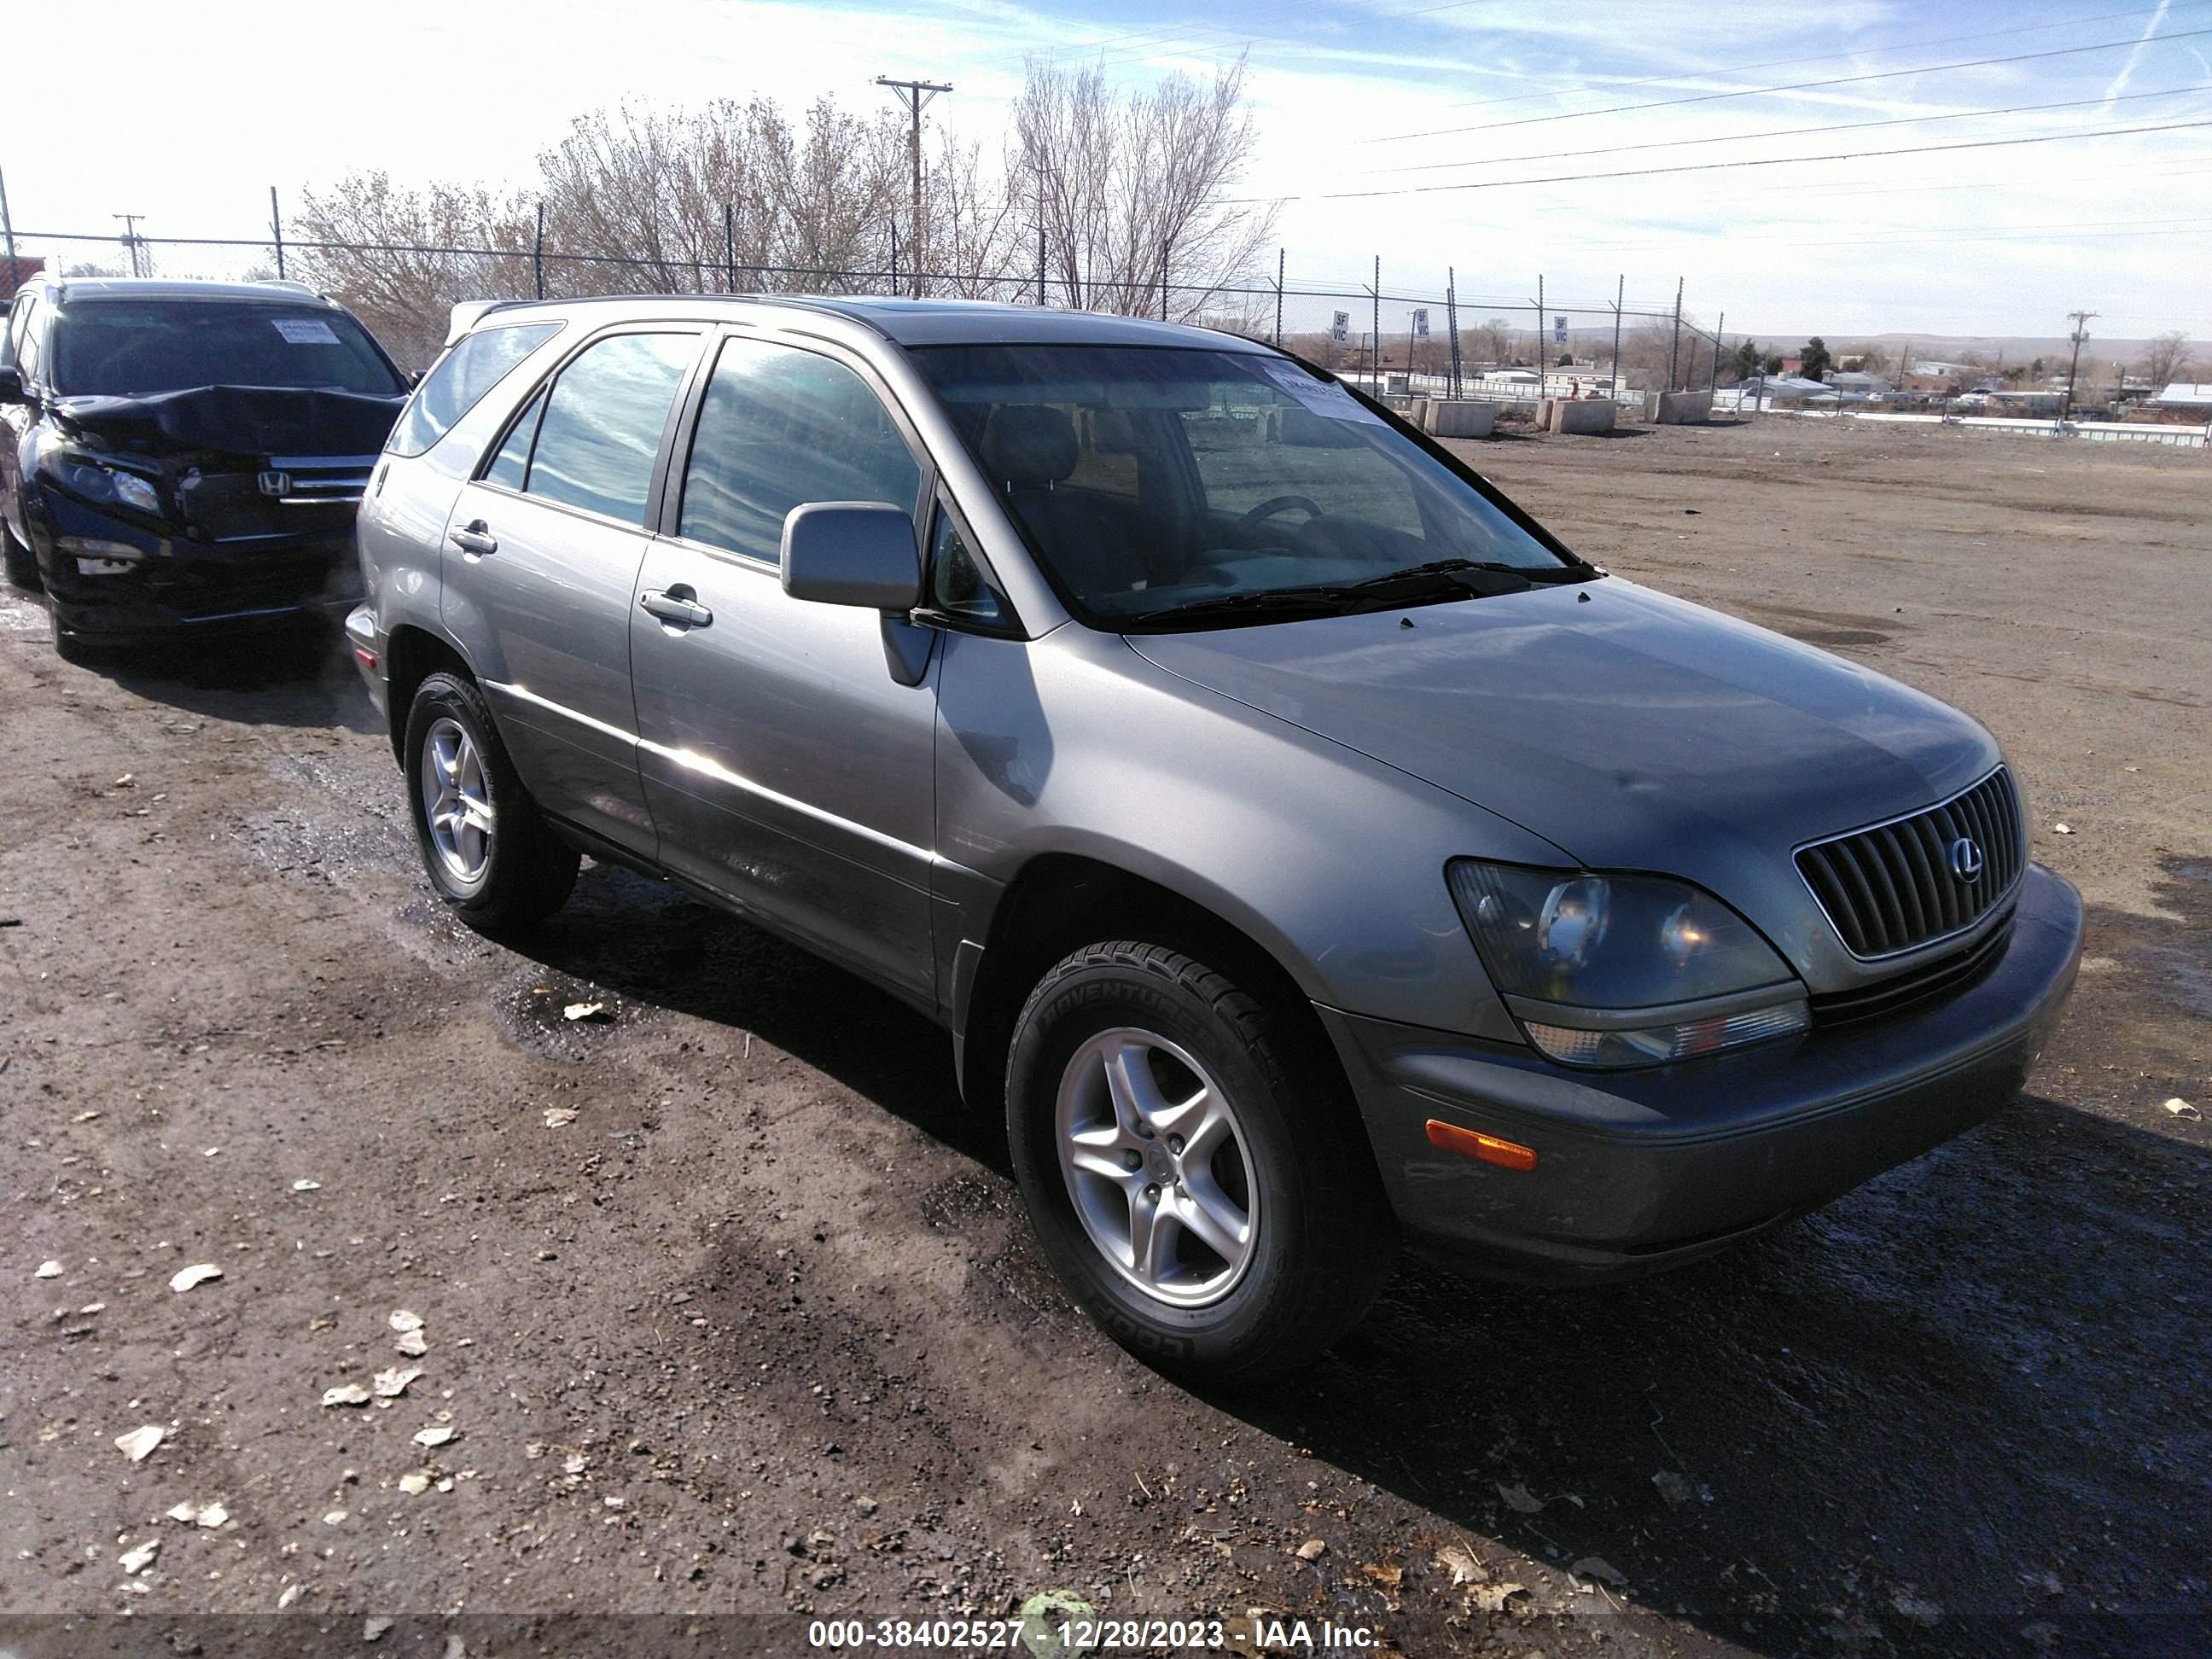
54,300,405,399
911,343,1580,628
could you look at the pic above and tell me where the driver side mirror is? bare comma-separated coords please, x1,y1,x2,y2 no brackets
781,501,922,611
0,365,25,405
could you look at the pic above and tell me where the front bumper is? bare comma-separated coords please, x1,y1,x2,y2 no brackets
35,490,362,637
1320,862,2083,1281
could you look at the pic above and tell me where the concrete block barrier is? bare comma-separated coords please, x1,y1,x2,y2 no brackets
1428,400,1497,439
1546,399,1617,435
1644,390,1714,425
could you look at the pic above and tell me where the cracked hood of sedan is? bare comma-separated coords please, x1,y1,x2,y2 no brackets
1126,578,2001,883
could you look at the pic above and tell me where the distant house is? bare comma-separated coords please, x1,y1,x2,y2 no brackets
2,254,44,301
2153,383,2212,415
1828,370,1889,395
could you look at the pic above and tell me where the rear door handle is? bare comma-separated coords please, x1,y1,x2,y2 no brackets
640,585,713,628
449,521,498,556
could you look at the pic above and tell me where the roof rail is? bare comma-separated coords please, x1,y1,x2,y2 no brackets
443,298,525,346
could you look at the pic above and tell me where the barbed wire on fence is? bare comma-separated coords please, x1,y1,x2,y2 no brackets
3,224,1732,393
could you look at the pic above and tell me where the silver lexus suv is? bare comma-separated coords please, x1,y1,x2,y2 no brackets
348,296,2081,1382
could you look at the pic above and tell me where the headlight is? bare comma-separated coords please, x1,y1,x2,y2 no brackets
38,442,164,515
1448,860,1808,1068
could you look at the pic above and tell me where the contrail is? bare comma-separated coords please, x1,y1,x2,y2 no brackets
2103,0,2174,109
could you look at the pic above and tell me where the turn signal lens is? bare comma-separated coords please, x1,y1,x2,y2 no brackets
1424,1120,1538,1172
1522,999,1809,1068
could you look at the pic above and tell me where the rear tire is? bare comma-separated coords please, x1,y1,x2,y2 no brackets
1005,940,1395,1387
403,671,579,928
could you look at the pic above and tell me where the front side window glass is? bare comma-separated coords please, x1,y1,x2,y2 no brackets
53,300,405,399
911,343,1573,627
522,332,698,525
389,321,561,457
679,338,923,562
928,503,1005,625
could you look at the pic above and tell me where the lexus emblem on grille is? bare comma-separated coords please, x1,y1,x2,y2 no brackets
1948,835,1985,883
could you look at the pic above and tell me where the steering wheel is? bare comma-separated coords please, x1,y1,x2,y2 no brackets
1234,494,1324,535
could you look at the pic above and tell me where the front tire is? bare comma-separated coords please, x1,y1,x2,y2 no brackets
403,671,579,928
2,518,38,591
1005,940,1394,1386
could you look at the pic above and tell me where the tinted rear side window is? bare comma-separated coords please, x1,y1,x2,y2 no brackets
389,321,562,457
678,338,922,562
521,332,698,525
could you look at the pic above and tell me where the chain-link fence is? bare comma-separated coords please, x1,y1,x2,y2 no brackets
3,222,1732,396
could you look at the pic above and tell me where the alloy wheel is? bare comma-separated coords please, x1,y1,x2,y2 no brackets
1054,1027,1260,1308
419,716,496,884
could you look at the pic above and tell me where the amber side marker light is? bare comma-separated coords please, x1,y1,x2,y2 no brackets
1425,1119,1539,1172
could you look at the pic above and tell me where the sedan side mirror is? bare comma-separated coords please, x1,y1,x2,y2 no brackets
781,501,922,611
0,365,25,405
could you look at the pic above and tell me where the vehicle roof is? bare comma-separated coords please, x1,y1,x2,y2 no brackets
470,293,1277,353
34,276,341,309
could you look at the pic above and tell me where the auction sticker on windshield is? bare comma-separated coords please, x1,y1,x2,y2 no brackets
1256,360,1384,424
272,317,341,345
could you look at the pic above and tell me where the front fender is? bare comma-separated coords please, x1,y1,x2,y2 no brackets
934,625,1570,1041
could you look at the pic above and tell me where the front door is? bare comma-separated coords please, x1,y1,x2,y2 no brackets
629,333,940,1002
440,327,702,857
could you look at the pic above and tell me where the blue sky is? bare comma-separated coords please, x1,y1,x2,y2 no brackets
9,0,2211,346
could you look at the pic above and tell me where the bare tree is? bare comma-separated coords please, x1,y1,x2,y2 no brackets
1468,317,1516,366
1015,54,1277,320
533,98,905,295
2139,330,2192,390
294,172,534,370
1615,315,1708,392
1844,341,1892,375
924,125,1022,300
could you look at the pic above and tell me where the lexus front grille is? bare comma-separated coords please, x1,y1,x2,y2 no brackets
1796,767,2024,958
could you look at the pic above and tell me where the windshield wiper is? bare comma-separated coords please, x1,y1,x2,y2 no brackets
1345,557,1592,590
1125,586,1363,629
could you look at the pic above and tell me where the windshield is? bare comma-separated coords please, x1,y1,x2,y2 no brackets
53,300,405,399
911,343,1576,627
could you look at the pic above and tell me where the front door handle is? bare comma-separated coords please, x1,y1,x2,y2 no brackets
449,520,498,556
640,585,713,628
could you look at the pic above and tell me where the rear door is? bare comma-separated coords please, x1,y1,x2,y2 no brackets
628,331,940,1002
440,326,703,858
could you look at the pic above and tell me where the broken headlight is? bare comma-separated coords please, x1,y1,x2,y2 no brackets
38,440,163,516
1447,860,1809,1068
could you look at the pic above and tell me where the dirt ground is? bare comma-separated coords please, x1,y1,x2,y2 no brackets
2,415,2206,1658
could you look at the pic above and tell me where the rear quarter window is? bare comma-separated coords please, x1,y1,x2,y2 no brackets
388,321,562,457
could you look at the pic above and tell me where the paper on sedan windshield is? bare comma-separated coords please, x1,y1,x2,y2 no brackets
1257,361,1384,425
271,317,341,346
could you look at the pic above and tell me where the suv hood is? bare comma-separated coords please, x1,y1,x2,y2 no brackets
1126,579,2000,882
54,384,403,458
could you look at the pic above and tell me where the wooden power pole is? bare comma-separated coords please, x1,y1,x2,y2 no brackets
875,76,953,300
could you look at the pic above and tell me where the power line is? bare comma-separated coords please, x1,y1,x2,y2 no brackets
1534,217,2212,255
1426,0,2211,117
1254,115,2212,203
1364,23,2212,144
1368,82,2212,178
